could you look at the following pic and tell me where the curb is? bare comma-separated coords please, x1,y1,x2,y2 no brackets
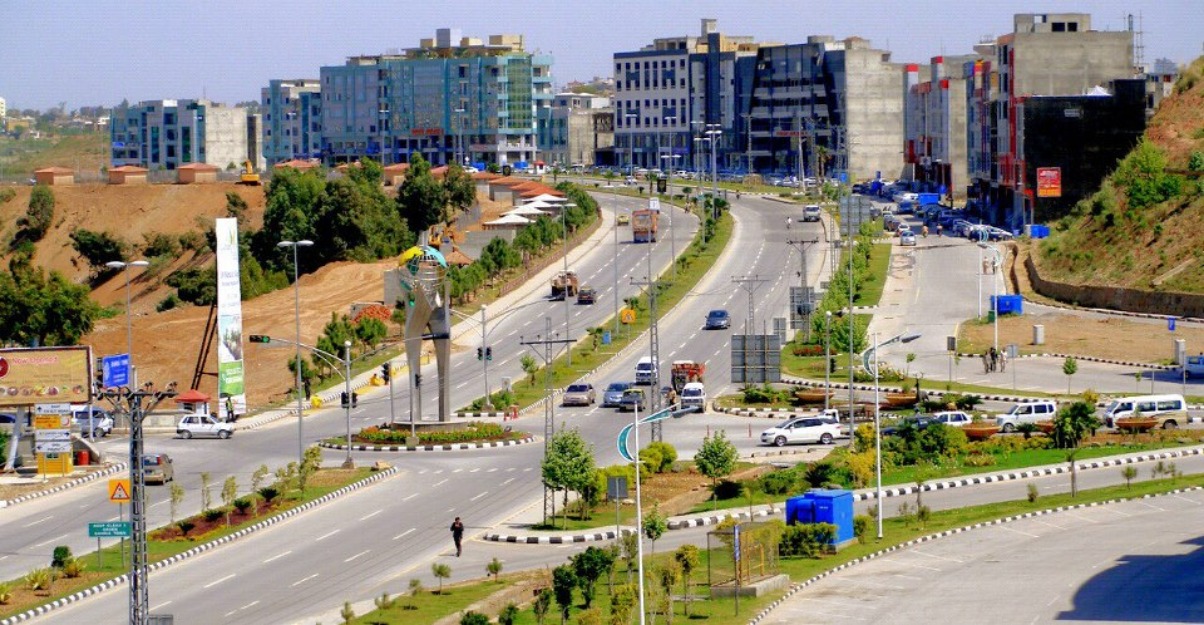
745,484,1204,624
955,351,1174,371
454,412,511,419
481,506,784,544
0,463,128,510
0,465,400,625
318,435,536,453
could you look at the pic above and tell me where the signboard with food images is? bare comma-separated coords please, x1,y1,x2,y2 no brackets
0,346,93,408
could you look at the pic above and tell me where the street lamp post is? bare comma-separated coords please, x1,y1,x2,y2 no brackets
632,401,648,625
625,113,638,174
864,331,921,539
278,239,314,465
825,311,832,411
660,152,681,279
342,340,355,469
481,305,492,409
706,126,722,219
562,207,572,365
607,183,621,333
104,259,150,384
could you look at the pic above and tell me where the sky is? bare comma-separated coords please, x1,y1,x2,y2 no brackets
2,0,1202,112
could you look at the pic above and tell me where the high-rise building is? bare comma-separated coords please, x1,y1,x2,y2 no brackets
539,93,613,168
261,79,322,165
319,28,552,167
109,99,260,172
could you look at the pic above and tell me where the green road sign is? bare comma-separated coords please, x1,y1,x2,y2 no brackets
88,521,131,538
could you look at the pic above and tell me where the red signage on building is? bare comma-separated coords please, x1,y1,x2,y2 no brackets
1036,167,1062,198
410,128,444,137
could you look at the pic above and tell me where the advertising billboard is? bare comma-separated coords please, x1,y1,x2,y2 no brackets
0,346,92,407
1036,167,1062,198
215,218,247,415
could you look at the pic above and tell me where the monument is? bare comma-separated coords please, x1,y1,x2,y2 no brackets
397,245,452,422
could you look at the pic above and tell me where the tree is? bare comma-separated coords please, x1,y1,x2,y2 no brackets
642,503,667,554
571,546,615,608
200,472,212,511
1051,401,1100,449
656,561,681,624
459,612,489,625
432,562,452,593
355,317,388,351
521,354,539,387
298,445,322,492
16,185,54,243
444,163,477,214
674,545,700,616
0,266,100,346
694,431,738,508
532,587,553,625
1062,357,1078,395
169,482,184,523
257,166,325,271
1121,465,1138,489
542,428,597,527
340,601,355,625
551,564,577,624
486,557,503,581
498,602,520,625
609,583,636,625
221,476,238,525
397,154,449,233
407,578,423,609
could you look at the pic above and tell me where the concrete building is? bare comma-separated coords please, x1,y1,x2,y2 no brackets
903,54,981,199
109,99,262,172
319,28,552,167
538,92,614,168
261,79,322,165
177,162,219,184
107,165,149,185
0,96,6,122
613,19,762,172
968,13,1135,228
747,36,905,182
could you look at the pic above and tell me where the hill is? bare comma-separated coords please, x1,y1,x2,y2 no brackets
1033,57,1204,293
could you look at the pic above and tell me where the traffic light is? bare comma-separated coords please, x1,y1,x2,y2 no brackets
485,347,493,361
477,347,483,361
248,335,271,344
381,364,391,383
340,391,350,408
352,392,359,408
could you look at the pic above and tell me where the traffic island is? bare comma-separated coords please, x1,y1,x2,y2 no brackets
320,421,533,452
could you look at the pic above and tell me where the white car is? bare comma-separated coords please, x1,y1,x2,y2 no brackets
900,231,917,246
996,400,1058,432
932,411,973,427
679,382,706,411
177,414,234,439
760,416,842,447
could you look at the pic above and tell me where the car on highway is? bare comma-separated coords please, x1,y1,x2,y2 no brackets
679,382,706,411
617,213,630,226
577,286,597,305
900,231,917,246
177,414,234,439
617,388,647,412
602,382,632,407
803,204,822,222
760,416,842,447
985,226,1014,241
72,407,114,438
143,453,174,484
705,309,731,330
624,176,638,185
562,383,596,407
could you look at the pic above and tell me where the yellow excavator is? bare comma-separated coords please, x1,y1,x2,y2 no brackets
239,160,260,185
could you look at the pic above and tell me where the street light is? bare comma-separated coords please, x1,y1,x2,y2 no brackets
825,311,832,411
104,260,150,389
978,242,1002,356
605,182,622,333
624,113,638,173
706,126,722,219
865,331,922,539
660,152,681,279
278,239,314,465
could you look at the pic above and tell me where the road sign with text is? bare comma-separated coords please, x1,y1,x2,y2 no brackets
89,521,131,538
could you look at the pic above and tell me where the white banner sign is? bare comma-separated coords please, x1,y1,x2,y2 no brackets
35,429,71,442
35,403,72,414
35,441,72,454
215,218,247,415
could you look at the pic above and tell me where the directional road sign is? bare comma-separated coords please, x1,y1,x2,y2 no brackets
102,353,130,387
88,521,131,538
35,441,72,453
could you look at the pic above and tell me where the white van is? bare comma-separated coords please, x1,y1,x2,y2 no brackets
1102,394,1188,429
680,382,706,411
635,357,657,385
995,400,1058,432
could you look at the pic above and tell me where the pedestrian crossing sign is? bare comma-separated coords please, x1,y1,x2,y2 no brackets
108,478,131,503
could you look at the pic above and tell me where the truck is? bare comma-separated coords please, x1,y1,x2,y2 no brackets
550,271,579,300
632,209,659,243
670,360,705,393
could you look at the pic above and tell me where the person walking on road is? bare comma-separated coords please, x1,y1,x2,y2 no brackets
982,351,991,374
450,517,464,557
999,350,1007,373
989,347,998,373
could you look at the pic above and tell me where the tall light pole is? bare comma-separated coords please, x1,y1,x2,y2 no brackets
632,400,647,625
481,305,492,409
562,207,572,365
454,107,465,167
706,126,722,219
342,340,355,469
606,182,621,333
625,113,638,173
825,311,832,411
278,239,314,465
105,260,150,403
979,242,1002,356
660,152,681,279
864,331,921,539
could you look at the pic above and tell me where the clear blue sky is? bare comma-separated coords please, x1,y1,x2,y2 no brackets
2,0,1201,111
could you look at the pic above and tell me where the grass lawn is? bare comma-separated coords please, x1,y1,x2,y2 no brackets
367,473,1204,625
855,243,893,307
350,576,528,625
0,467,374,620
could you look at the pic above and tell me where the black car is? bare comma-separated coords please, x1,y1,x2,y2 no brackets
881,416,933,436
577,287,597,305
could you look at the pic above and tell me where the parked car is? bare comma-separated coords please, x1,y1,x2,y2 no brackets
986,226,1013,241
143,453,174,484
624,176,638,185
617,388,647,412
576,286,597,305
881,416,934,436
562,383,596,407
932,411,973,427
602,382,632,407
996,400,1058,432
900,231,917,246
72,407,114,438
760,416,842,447
705,309,731,330
177,414,234,439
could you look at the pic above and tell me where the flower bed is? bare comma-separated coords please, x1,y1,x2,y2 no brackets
354,422,522,446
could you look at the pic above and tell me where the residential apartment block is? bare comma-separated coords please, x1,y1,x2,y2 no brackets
318,28,552,167
0,96,6,121
109,99,261,171
261,79,323,165
538,93,614,168
903,54,982,199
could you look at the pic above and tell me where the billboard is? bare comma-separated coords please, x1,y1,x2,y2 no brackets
0,346,93,407
215,218,247,415
1036,167,1062,198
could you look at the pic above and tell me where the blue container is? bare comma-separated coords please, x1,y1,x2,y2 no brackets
990,294,1024,316
785,489,854,546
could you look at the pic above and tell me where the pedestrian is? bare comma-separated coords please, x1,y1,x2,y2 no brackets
982,352,991,374
999,350,1007,373
936,223,943,237
989,347,998,373
786,216,792,229
921,224,929,238
450,516,464,557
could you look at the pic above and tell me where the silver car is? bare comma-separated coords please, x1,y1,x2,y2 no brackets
562,383,596,406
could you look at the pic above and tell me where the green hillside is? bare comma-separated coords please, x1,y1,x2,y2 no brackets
1035,57,1204,292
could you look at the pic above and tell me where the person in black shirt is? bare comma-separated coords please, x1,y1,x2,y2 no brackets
450,517,464,557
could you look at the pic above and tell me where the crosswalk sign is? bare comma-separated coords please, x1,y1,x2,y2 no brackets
108,478,131,503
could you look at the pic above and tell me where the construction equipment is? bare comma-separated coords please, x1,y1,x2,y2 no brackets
550,270,579,300
239,160,260,185
632,209,659,243
670,360,705,393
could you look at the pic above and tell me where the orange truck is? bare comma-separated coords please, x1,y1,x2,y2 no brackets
670,360,705,392
632,209,659,243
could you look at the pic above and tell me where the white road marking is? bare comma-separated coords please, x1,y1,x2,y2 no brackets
501,478,515,486
360,510,383,521
487,468,498,472
433,478,449,487
291,573,320,587
470,491,489,502
225,601,260,617
344,550,371,563
34,534,68,548
151,601,172,611
263,550,292,564
204,573,236,589
402,493,418,502
23,516,52,528
469,468,481,473
315,529,340,542
393,528,416,541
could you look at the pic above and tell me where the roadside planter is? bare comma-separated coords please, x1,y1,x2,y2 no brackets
1114,417,1158,433
962,423,1000,441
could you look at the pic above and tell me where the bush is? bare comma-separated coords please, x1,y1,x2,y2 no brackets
51,545,72,568
852,514,871,541
779,522,836,557
166,266,217,305
202,508,225,523
177,520,196,535
233,497,253,514
142,231,181,258
356,422,511,445
642,441,677,473
61,557,86,579
0,581,12,604
712,479,745,500
156,293,180,312
23,567,55,592
257,486,279,503
69,228,127,273
759,470,796,495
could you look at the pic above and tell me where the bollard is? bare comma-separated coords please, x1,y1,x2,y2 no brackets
749,424,752,438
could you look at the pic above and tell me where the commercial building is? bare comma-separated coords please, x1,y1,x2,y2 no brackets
538,93,614,168
261,79,322,165
0,96,6,122
903,54,982,199
318,28,553,167
109,99,261,172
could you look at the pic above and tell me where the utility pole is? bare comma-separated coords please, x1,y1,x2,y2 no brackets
632,267,664,443
786,239,819,341
520,318,575,523
731,275,769,336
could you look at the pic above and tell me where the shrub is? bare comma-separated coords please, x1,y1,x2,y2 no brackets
233,497,254,514
1027,483,1040,503
202,508,225,523
0,187,15,204
257,486,279,503
852,514,871,541
51,545,72,568
711,479,744,500
759,470,796,495
70,228,127,273
156,293,180,312
177,520,196,535
356,422,512,445
24,567,55,592
61,557,86,579
645,441,677,472
779,522,836,557
166,266,217,305
0,581,12,604
142,231,180,258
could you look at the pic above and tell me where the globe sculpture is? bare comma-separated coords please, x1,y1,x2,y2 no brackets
397,245,452,423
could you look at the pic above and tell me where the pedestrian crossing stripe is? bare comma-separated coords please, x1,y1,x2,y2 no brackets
109,478,131,503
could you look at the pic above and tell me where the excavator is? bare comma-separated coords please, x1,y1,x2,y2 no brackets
239,160,260,185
